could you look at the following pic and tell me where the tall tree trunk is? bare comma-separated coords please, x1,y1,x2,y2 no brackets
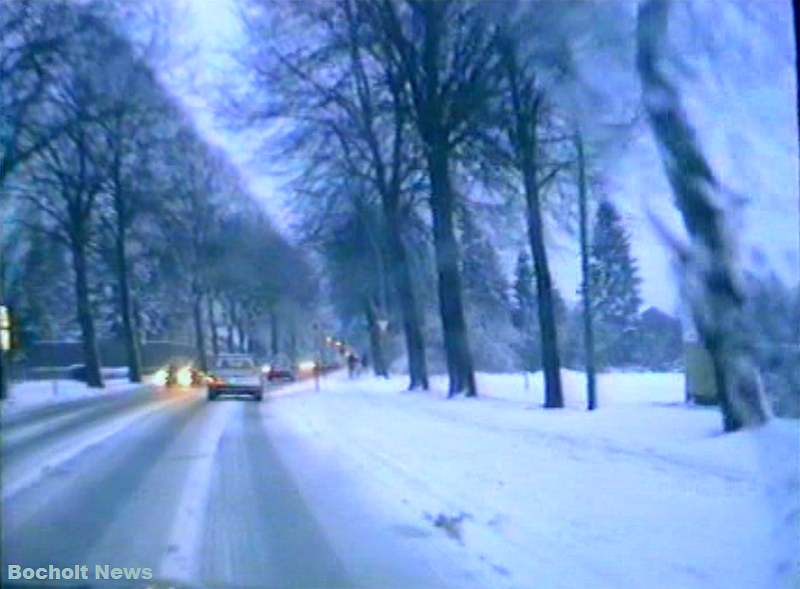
109,116,141,384
133,298,143,339
427,145,476,397
793,0,800,344
522,168,564,409
383,200,429,389
501,41,564,409
236,316,247,353
192,288,207,372
226,299,236,352
269,306,279,356
343,0,429,390
71,239,103,388
637,0,771,431
364,297,389,378
207,294,219,358
289,320,297,363
576,133,597,410
114,229,142,383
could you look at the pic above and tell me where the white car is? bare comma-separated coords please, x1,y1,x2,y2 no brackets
207,354,264,401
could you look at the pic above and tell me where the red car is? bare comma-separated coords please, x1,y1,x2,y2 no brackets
264,355,296,382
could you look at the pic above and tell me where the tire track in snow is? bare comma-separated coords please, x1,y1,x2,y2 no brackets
158,398,240,583
2,394,187,501
2,388,162,457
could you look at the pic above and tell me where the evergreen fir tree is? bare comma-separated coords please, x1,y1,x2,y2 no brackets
589,201,642,366
461,209,509,315
459,209,515,371
16,230,77,342
511,250,541,371
512,251,536,331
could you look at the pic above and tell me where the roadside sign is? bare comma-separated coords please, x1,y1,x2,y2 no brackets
0,305,10,351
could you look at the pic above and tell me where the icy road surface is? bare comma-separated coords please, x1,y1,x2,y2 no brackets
2,372,797,589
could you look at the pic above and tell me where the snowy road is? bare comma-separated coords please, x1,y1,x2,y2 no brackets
1,382,485,589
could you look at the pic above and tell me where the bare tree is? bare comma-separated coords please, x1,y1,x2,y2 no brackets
20,120,108,388
1,1,81,397
93,27,170,383
344,0,429,387
0,1,77,186
366,0,505,396
637,0,771,431
160,133,226,372
233,0,430,389
495,28,565,408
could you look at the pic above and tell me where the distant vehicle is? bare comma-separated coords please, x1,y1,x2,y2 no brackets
263,354,296,382
164,363,196,388
295,359,318,379
207,354,264,401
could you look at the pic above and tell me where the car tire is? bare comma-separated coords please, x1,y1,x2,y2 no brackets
208,390,217,401
254,393,263,402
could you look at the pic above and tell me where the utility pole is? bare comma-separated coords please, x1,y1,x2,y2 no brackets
576,132,597,411
313,321,321,392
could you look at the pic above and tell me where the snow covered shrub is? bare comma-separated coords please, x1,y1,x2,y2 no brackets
744,276,799,418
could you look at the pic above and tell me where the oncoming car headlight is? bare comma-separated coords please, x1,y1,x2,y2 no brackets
297,360,316,372
176,366,193,387
151,368,168,386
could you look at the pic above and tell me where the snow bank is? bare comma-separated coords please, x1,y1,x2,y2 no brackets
447,369,684,407
267,370,799,589
2,378,145,418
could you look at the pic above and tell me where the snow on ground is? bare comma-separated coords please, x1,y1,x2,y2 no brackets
2,378,145,418
265,369,800,589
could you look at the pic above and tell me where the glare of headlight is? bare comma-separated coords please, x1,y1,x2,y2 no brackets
176,366,193,387
298,360,316,372
152,368,168,386
261,364,271,374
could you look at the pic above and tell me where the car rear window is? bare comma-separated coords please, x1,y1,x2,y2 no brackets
215,357,255,369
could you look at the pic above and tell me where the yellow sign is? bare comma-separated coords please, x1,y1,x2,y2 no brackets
0,305,10,351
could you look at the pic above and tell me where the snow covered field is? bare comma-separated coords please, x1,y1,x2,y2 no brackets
2,378,146,418
264,370,799,589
